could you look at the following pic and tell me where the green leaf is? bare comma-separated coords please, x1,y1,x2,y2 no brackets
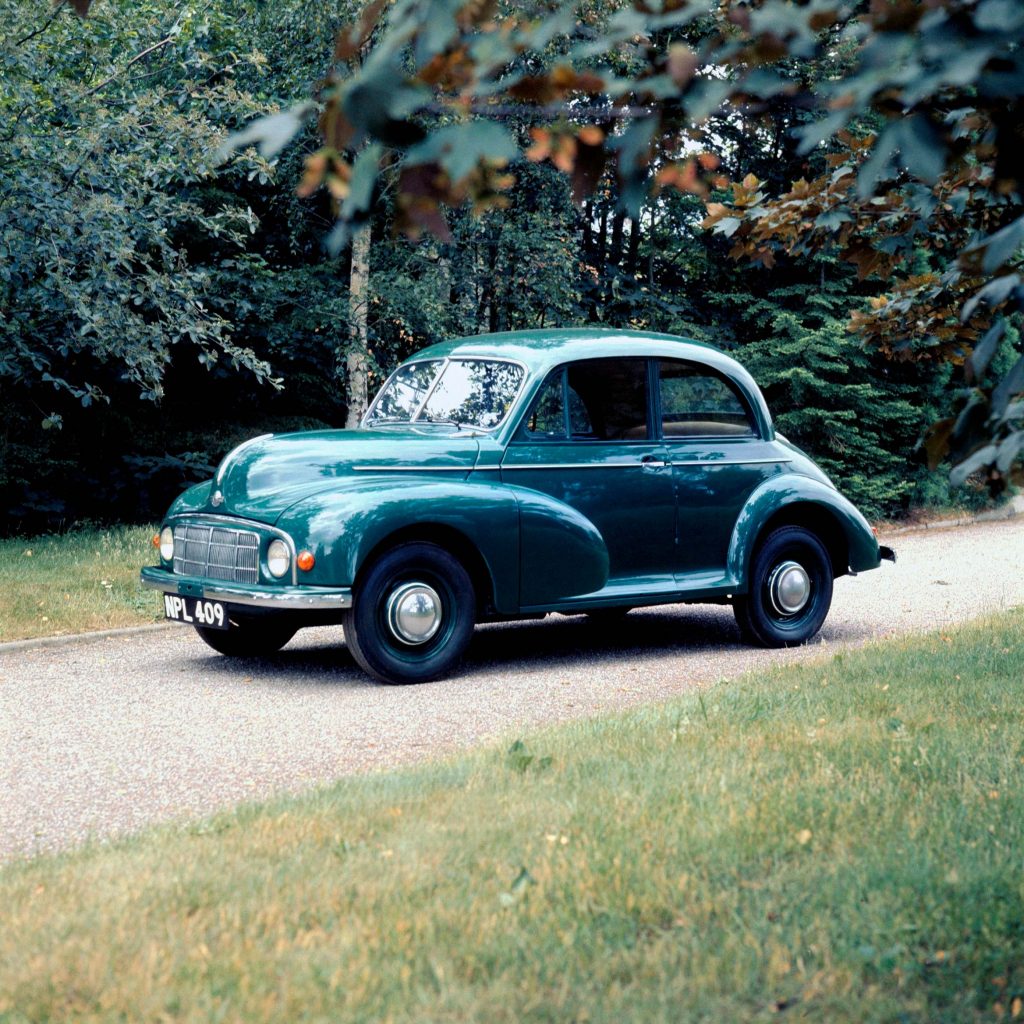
798,109,853,155
215,102,315,163
975,0,1024,33
856,125,899,199
992,354,1024,418
969,319,1005,381
949,444,998,487
715,217,742,238
995,430,1024,473
405,122,517,182
815,208,854,231
342,144,384,219
977,215,1024,274
962,274,1022,321
894,115,945,185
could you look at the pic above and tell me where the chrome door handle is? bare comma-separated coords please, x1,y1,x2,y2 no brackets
640,456,667,469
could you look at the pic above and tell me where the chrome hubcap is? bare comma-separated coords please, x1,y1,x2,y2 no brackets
386,582,442,645
767,560,811,616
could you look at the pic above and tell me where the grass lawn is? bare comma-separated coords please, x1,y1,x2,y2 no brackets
1,611,1022,1022
0,526,161,642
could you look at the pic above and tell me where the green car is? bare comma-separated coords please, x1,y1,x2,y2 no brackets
141,329,894,684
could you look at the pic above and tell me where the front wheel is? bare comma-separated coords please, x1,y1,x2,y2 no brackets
342,542,476,685
734,526,833,648
194,616,297,657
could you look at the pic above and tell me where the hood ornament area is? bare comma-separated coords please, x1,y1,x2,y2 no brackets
211,490,224,507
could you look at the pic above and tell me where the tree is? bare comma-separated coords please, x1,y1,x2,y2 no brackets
1,1,282,408
1,0,358,527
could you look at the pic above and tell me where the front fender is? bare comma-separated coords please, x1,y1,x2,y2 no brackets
276,479,523,611
276,477,611,614
727,475,881,588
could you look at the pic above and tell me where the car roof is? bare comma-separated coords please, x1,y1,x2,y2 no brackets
409,328,735,377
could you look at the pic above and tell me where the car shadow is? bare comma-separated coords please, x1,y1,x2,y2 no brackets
182,603,876,689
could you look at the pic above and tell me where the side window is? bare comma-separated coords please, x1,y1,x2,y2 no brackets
523,371,567,439
658,361,755,438
566,358,649,441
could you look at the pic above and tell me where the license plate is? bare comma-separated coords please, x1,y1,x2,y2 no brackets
163,593,229,630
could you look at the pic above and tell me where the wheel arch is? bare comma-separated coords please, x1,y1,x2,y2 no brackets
753,503,849,580
355,523,498,616
727,475,881,590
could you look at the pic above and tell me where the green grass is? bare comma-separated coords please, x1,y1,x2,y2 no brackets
0,526,162,642
2,612,1023,1022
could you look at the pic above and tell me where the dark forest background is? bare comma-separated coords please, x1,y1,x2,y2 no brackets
3,0,1014,535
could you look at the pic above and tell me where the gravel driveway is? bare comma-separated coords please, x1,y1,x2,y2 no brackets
2,517,1021,861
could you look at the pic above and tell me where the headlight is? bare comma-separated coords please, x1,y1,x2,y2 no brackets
159,527,175,562
267,539,291,578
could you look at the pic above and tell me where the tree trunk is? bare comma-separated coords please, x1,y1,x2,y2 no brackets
626,214,642,278
609,208,626,267
596,205,608,270
344,222,371,429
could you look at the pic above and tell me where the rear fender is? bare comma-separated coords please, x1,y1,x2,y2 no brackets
727,476,881,589
507,485,609,606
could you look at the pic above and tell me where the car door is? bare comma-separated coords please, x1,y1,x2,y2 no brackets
501,357,676,605
657,358,786,582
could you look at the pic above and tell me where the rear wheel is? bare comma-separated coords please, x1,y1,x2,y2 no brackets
734,526,833,647
194,616,297,657
343,542,476,685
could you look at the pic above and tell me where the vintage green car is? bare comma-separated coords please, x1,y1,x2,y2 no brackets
141,329,894,684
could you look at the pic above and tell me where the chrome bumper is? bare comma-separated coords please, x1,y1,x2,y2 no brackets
140,566,352,610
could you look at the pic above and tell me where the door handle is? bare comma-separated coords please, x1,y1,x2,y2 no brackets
640,455,667,470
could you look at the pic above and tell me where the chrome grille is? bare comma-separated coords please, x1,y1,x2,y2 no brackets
173,523,260,584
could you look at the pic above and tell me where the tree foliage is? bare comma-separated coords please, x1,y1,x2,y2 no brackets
218,0,1023,490
0,1,283,407
3,0,1016,530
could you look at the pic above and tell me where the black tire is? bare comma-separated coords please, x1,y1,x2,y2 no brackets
734,526,833,648
342,542,476,685
194,615,297,657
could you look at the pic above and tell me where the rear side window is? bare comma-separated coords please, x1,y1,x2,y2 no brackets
658,361,755,438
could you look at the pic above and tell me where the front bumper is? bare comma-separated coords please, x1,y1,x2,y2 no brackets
140,566,352,611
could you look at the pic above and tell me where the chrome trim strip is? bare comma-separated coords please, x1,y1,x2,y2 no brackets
169,512,298,585
500,458,791,471
501,463,659,471
141,568,352,610
214,433,272,486
352,465,473,473
669,457,792,467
